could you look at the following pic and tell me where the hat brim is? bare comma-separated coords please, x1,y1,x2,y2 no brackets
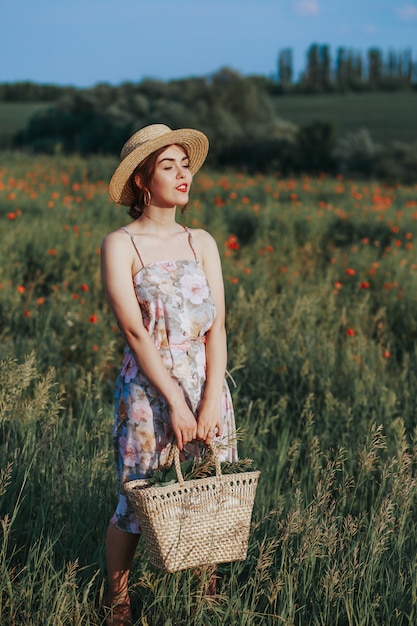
109,128,209,206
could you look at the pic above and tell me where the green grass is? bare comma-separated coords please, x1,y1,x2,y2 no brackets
274,91,417,143
0,102,50,137
2,152,417,623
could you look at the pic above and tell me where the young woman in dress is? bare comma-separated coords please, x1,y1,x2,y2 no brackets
101,124,237,625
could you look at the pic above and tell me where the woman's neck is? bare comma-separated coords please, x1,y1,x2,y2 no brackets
137,207,180,235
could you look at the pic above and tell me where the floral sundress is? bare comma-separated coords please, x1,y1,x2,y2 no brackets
110,225,238,533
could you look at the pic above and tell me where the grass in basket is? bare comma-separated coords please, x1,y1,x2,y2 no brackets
147,455,258,487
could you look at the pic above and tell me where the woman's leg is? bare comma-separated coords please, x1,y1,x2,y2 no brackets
104,523,140,625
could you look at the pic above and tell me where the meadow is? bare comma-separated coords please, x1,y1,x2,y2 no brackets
0,103,50,144
273,91,417,144
1,151,417,624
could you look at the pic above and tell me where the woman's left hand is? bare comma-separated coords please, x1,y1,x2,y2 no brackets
196,410,222,444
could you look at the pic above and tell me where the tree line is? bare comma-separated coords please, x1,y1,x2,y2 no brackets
0,82,73,102
12,69,296,162
1,44,416,105
278,44,417,93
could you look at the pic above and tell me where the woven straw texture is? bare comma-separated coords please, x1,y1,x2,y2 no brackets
124,446,260,573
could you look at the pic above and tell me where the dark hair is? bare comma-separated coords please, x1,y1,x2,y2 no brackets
127,144,190,219
128,146,167,219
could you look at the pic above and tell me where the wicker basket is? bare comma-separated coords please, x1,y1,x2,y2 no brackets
124,444,260,573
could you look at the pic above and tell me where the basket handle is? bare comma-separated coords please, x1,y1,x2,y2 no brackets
173,443,221,488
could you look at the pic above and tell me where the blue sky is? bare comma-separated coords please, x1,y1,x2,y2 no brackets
1,0,416,87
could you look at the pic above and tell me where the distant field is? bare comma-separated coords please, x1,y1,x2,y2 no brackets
0,92,416,148
274,91,417,143
0,101,50,138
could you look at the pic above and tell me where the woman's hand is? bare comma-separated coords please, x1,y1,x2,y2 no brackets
196,406,222,445
169,400,198,451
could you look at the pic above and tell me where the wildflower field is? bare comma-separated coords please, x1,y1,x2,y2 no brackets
1,151,417,625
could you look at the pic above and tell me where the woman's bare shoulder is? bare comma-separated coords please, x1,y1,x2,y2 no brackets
187,227,217,251
101,227,131,250
187,227,221,271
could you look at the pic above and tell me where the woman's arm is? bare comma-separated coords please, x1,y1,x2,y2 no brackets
101,230,197,450
194,230,228,444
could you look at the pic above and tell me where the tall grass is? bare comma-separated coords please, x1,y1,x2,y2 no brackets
1,152,417,624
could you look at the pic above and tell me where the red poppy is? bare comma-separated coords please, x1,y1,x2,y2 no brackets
225,235,239,250
89,314,98,323
346,328,356,337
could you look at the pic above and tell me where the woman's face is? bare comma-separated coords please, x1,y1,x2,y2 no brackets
137,144,192,209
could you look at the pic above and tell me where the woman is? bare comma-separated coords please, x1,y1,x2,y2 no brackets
101,124,237,625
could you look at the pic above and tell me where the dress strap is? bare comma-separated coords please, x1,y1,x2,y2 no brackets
119,227,145,268
181,225,199,262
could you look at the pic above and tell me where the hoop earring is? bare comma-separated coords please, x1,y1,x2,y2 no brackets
144,190,151,206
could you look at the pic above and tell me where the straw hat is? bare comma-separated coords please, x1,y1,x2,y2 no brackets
109,124,209,206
